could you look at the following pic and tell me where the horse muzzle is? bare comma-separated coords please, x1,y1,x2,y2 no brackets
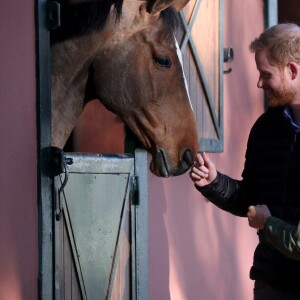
150,148,195,177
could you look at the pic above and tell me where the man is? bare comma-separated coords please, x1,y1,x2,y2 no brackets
190,23,300,299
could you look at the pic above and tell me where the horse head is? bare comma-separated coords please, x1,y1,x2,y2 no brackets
51,0,198,177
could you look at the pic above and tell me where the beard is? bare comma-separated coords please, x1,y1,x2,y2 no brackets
267,80,296,107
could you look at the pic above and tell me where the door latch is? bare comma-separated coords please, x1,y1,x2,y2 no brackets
224,47,234,74
48,146,73,221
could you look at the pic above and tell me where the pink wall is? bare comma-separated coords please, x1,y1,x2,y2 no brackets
0,0,38,299
149,1,265,299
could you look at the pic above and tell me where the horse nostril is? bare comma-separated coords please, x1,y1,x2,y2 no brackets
182,149,194,166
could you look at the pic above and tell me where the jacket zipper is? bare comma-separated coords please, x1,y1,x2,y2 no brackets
283,132,298,216
290,133,297,152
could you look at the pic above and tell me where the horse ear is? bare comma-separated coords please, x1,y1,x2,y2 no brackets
172,0,190,12
146,0,189,15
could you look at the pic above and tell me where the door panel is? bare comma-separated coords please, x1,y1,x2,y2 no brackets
54,154,135,299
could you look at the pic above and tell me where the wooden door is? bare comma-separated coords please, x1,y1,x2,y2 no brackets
177,0,224,152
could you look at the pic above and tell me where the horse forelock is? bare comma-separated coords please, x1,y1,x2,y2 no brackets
160,6,180,37
51,0,180,44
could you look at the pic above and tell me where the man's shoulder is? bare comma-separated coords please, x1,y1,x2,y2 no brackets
249,107,285,138
252,107,284,128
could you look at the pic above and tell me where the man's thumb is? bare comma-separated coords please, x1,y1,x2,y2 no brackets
202,152,214,168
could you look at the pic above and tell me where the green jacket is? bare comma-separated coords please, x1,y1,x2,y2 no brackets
264,216,300,261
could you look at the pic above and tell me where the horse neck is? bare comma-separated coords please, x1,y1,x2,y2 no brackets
51,34,101,148
51,34,98,87
50,0,150,148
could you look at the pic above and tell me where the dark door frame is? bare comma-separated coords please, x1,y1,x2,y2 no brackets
36,0,53,299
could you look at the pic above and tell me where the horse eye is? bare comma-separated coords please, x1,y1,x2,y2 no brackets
154,56,172,68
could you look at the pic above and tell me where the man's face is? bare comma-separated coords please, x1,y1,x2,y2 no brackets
255,49,296,107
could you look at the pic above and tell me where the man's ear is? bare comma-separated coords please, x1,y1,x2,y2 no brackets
288,62,299,80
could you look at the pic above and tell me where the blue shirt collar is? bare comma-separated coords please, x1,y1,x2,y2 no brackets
283,106,300,133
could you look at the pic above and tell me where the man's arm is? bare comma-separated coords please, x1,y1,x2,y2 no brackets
190,153,250,217
247,205,300,261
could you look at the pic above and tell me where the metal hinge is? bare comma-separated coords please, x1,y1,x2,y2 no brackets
48,146,73,221
224,47,234,74
48,0,61,31
130,176,139,205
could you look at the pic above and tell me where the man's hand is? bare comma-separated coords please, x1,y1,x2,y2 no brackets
189,152,217,187
247,205,271,229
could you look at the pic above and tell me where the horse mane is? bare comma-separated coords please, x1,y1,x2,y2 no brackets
51,0,180,44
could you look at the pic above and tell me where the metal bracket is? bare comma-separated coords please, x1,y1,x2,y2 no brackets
48,146,65,177
48,0,61,31
130,176,139,205
48,146,73,221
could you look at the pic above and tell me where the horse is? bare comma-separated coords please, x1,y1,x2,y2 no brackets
51,0,198,177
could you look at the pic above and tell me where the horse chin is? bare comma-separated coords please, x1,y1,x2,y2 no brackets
150,148,194,178
150,149,170,178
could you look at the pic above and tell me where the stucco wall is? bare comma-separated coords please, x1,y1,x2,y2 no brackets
0,0,38,299
148,1,265,299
